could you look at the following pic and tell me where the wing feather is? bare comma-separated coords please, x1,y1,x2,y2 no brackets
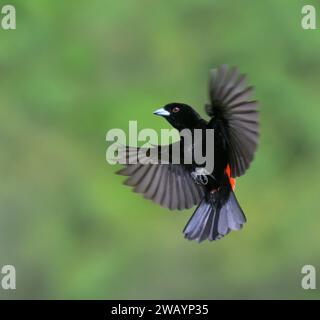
206,65,259,177
117,147,204,210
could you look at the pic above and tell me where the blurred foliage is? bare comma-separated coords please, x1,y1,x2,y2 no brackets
1,0,320,299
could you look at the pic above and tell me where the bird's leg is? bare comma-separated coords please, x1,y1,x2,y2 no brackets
191,168,215,186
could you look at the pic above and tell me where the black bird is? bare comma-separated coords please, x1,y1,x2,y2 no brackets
117,65,259,242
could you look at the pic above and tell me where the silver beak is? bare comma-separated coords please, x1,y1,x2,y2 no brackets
153,108,170,116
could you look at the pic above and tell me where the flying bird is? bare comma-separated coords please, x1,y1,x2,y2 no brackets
117,65,259,242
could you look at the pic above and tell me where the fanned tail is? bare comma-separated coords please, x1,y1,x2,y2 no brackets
183,190,246,242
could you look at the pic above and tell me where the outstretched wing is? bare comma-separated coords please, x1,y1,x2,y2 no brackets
205,64,259,178
116,145,205,210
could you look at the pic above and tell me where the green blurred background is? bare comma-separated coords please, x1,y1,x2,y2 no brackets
1,0,320,299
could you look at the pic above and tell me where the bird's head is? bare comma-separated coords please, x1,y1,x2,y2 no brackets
153,103,201,130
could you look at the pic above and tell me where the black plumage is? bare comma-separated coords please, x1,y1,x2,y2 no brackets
117,65,259,242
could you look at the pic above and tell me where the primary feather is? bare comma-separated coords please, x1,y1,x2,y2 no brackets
205,65,259,177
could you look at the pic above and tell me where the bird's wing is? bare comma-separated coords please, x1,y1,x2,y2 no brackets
205,64,259,178
116,145,205,210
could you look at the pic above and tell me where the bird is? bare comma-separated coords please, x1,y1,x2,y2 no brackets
117,65,259,242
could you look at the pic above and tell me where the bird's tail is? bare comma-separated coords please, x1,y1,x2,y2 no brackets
183,190,246,242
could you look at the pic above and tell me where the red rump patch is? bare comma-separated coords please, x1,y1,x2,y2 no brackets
226,165,236,190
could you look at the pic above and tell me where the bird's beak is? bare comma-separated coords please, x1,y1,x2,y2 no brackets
153,108,170,117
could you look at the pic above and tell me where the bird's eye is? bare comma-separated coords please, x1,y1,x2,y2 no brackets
172,107,180,113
